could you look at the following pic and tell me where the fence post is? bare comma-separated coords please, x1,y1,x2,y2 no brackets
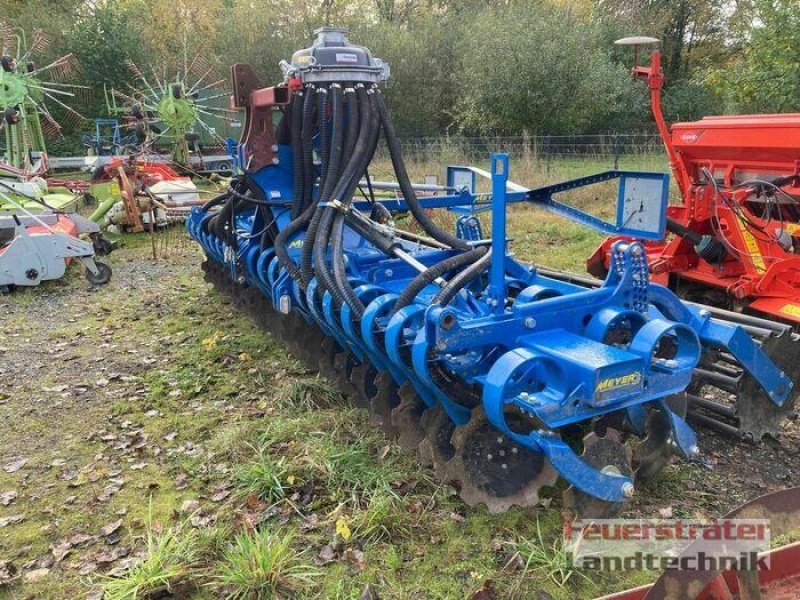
613,132,620,170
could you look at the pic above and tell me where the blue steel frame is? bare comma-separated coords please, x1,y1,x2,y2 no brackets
187,148,792,503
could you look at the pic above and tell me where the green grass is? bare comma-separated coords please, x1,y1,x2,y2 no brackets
504,519,589,592
348,487,410,544
101,512,200,600
235,447,294,504
214,530,319,599
274,375,343,410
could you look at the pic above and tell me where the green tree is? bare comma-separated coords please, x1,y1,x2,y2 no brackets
703,0,800,113
597,0,727,82
68,1,148,120
455,3,647,135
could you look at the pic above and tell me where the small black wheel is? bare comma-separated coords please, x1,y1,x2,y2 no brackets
92,235,113,256
4,107,19,125
85,261,112,285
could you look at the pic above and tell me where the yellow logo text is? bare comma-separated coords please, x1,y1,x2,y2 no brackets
596,372,642,394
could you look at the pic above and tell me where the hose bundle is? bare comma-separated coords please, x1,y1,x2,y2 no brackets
206,80,493,318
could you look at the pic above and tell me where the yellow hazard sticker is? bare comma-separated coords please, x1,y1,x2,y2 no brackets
734,218,767,273
783,223,800,235
780,303,800,318
596,372,642,395
111,182,119,195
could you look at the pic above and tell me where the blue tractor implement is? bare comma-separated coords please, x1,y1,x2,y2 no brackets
187,29,799,516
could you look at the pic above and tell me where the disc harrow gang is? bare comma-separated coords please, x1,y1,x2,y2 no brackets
203,259,564,512
188,28,800,517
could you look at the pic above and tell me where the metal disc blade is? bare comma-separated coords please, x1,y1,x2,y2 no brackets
445,406,558,514
391,382,428,451
563,429,633,519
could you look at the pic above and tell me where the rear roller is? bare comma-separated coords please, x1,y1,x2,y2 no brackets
689,323,800,441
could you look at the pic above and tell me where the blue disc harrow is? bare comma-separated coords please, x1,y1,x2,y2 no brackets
188,29,798,516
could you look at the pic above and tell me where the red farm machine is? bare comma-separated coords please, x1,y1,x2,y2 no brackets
587,38,800,326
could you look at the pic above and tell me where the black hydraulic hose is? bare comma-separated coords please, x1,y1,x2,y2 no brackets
393,246,488,313
258,205,276,250
343,212,398,255
273,206,310,282
201,190,229,212
205,198,232,238
300,86,316,214
204,177,248,237
314,208,342,304
342,87,359,163
302,85,344,285
375,91,470,251
317,87,330,194
433,248,492,306
331,213,365,317
303,208,325,289
339,91,382,209
289,92,305,219
326,86,363,207
313,86,366,300
328,88,377,317
274,88,318,282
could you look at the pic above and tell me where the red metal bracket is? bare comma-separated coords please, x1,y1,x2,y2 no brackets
230,64,290,172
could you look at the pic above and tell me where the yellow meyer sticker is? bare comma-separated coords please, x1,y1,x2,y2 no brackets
734,218,767,274
780,303,800,318
110,182,119,195
596,372,642,394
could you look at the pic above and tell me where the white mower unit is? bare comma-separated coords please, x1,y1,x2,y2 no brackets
0,194,112,292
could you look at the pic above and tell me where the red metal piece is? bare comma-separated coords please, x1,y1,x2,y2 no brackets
587,49,800,324
595,487,800,600
0,215,78,258
598,544,800,600
98,156,197,231
97,156,184,187
44,179,90,192
230,64,290,172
